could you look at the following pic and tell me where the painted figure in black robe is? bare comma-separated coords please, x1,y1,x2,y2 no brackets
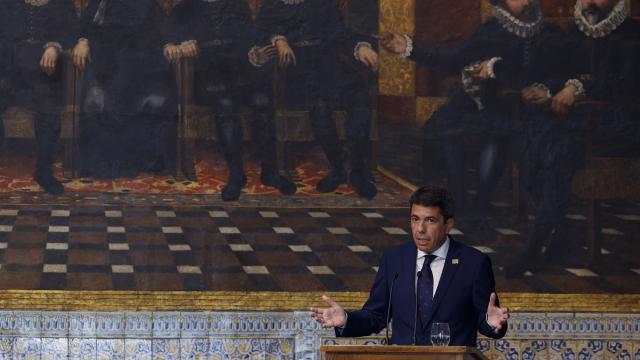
1,0,79,194
256,0,379,199
0,21,13,132
382,0,564,240
507,0,640,274
245,0,298,197
334,0,380,199
72,0,177,178
168,0,296,201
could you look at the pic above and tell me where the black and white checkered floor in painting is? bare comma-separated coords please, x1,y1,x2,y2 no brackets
0,199,637,293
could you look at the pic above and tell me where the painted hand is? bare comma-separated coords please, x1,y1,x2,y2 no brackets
379,32,406,55
274,39,296,67
40,47,59,76
357,45,379,72
180,41,200,59
521,86,550,105
470,59,492,80
250,45,278,66
163,44,182,64
551,85,577,114
72,40,91,71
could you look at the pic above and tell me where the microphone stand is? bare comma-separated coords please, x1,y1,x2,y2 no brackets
412,271,422,345
385,272,399,345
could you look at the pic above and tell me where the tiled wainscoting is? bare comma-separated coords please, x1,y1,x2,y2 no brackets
0,311,637,359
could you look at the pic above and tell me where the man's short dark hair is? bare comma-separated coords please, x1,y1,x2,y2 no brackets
409,185,455,220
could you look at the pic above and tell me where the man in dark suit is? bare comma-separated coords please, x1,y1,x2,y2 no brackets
311,185,509,346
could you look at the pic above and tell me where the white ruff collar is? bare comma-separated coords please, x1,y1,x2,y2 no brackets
574,0,628,38
280,0,304,4
493,5,544,39
25,0,50,6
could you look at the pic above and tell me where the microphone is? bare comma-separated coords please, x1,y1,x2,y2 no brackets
385,272,399,345
412,271,422,345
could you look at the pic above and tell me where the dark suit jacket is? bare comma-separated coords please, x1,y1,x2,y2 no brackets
338,237,507,346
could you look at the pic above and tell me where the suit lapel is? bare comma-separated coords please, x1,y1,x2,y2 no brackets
423,237,462,328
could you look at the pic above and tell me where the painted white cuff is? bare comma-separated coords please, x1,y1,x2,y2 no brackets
354,41,372,60
400,34,413,58
565,79,586,99
530,83,552,99
44,42,63,53
271,35,287,46
486,57,502,79
248,46,263,67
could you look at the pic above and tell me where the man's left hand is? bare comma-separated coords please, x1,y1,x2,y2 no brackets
40,47,59,76
486,292,509,332
357,45,378,72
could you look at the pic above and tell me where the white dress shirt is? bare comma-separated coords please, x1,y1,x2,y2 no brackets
415,237,450,297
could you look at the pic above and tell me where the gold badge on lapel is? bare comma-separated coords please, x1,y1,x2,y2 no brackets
452,259,459,265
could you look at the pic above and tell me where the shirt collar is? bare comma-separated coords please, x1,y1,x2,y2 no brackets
417,236,450,260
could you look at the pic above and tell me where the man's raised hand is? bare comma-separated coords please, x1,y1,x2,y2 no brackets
310,295,347,328
486,292,509,333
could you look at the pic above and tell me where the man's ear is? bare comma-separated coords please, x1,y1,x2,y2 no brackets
445,218,455,233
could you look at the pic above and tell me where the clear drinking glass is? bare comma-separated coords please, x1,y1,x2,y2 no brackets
430,322,451,346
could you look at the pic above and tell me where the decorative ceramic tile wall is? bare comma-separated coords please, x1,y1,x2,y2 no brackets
0,311,637,359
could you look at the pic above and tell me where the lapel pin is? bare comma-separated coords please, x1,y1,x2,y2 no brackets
452,259,459,265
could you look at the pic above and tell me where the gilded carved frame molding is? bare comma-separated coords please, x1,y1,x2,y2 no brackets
0,291,638,312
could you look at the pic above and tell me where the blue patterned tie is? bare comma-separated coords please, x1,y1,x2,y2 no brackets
418,254,437,327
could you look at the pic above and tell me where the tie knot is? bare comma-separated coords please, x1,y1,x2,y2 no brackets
421,254,437,273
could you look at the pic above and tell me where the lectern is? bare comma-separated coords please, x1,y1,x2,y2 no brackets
321,345,488,360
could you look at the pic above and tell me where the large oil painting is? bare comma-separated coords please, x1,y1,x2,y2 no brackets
0,0,638,357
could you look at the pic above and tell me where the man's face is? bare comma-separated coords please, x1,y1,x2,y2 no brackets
580,0,617,24
410,204,454,253
504,0,536,21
